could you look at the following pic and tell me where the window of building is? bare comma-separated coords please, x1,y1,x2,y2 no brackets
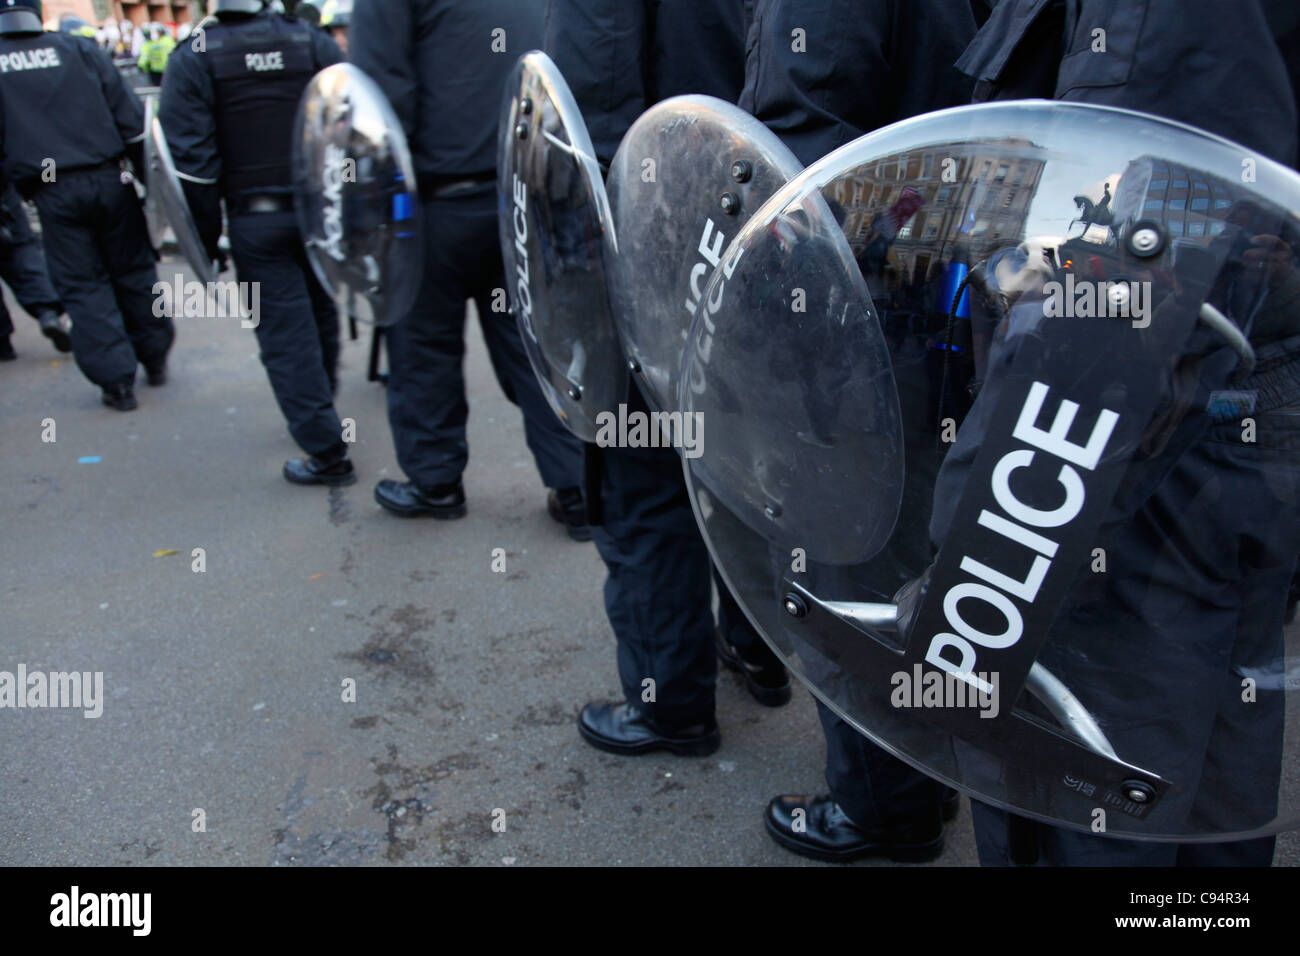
1188,222,1205,237
1190,197,1209,211
1168,199,1186,210
1172,178,1189,189
1149,179,1168,191
1144,199,1164,211
1168,220,1185,235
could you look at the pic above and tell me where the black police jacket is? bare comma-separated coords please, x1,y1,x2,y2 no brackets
740,0,991,167
350,0,544,191
0,29,145,192
158,10,342,255
956,0,1300,169
544,0,747,166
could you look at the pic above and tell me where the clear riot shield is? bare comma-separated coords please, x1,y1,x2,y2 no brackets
682,100,1300,841
605,96,803,413
146,114,216,285
498,51,625,443
292,63,422,327
140,91,167,250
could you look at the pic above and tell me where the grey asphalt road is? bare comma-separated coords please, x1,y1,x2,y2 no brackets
0,256,1294,867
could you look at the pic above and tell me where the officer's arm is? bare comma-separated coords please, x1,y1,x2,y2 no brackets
308,21,344,71
648,0,746,103
158,46,224,259
85,39,148,174
348,0,416,141
544,0,647,165
738,0,891,166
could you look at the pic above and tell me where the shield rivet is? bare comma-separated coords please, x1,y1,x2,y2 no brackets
627,358,641,374
519,97,533,116
783,593,808,618
720,192,740,215
515,122,529,140
730,159,753,183
567,384,582,401
1107,284,1130,312
1127,223,1164,258
1121,780,1155,804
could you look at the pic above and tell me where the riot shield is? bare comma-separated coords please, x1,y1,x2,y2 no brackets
140,92,167,250
498,51,624,443
605,96,803,413
682,100,1300,841
146,114,215,285
292,63,422,327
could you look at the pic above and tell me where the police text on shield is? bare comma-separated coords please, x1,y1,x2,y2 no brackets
924,381,1120,697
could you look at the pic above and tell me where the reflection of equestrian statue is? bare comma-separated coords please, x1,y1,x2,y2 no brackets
1069,182,1115,242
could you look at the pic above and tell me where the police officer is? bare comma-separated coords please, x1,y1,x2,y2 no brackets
293,0,323,30
950,0,1300,867
318,0,348,57
58,14,96,40
741,0,986,863
0,0,173,410
0,182,70,361
542,0,792,760
159,0,355,486
350,2,585,524
137,24,174,85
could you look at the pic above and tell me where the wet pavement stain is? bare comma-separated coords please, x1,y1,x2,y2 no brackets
327,487,351,526
339,604,438,684
21,475,58,510
512,701,574,730
556,767,588,810
361,744,487,862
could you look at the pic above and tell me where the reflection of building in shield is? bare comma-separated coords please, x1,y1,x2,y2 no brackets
1116,158,1239,242
825,140,1046,292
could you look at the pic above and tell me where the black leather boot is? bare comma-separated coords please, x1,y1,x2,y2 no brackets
283,455,356,486
373,478,466,518
547,486,591,541
716,630,792,706
578,701,720,757
101,381,137,411
764,794,945,863
37,310,72,353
